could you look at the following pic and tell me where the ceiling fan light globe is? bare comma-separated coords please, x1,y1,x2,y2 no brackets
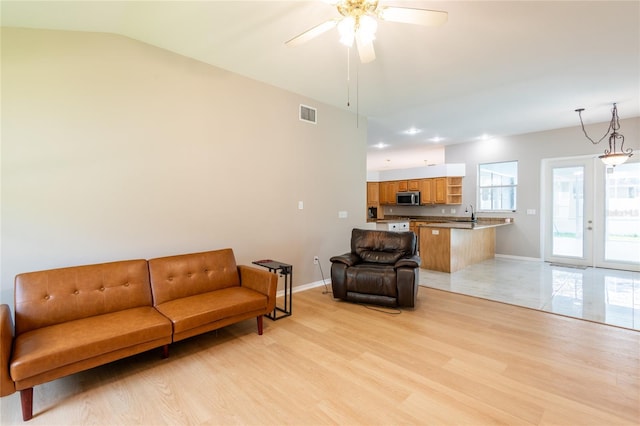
338,16,356,46
340,33,355,46
358,15,378,43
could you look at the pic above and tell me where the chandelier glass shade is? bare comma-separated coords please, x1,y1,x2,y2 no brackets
575,103,633,166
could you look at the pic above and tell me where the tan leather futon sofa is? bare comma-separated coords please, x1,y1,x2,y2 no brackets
0,248,277,421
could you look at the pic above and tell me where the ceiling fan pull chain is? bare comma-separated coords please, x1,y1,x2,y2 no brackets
346,47,351,107
356,55,359,128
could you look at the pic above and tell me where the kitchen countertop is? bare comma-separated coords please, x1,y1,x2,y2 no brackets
420,221,512,230
374,215,514,226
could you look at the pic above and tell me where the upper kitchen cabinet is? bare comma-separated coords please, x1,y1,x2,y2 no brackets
446,177,463,205
419,177,461,205
379,181,399,204
419,178,434,204
367,182,379,206
367,164,466,206
408,179,420,191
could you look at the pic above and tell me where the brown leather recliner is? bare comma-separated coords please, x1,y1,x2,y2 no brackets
330,228,421,308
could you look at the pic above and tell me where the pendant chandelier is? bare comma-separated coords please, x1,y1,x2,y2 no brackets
575,103,633,166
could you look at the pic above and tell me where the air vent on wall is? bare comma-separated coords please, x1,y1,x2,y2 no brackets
299,104,317,124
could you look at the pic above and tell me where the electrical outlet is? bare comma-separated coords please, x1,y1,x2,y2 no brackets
313,256,319,265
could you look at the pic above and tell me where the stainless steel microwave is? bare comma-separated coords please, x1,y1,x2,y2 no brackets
396,191,420,206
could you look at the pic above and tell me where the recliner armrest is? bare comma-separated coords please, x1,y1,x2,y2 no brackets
329,253,360,267
395,255,421,269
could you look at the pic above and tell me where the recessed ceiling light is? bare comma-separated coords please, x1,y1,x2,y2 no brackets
479,134,491,141
373,142,388,149
429,136,444,143
403,127,421,135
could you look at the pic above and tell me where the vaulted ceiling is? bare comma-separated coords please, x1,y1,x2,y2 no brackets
2,1,639,170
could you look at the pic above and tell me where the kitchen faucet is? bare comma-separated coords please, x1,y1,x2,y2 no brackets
465,204,477,222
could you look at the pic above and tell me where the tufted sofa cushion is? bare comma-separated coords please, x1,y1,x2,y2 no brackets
148,249,277,343
14,260,154,335
10,259,172,395
148,249,240,306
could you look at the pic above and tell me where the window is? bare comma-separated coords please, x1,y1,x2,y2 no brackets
478,161,518,211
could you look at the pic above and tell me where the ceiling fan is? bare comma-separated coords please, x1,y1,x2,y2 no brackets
285,0,448,63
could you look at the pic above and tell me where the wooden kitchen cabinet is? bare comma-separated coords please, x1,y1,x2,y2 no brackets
367,182,379,206
419,177,462,205
446,177,463,205
420,178,445,204
377,177,463,205
434,178,446,204
397,179,419,192
411,220,435,252
419,178,435,204
387,181,399,203
379,181,398,204
420,224,497,272
379,182,389,204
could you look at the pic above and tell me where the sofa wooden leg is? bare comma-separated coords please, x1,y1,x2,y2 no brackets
20,388,33,421
257,316,263,335
161,344,169,359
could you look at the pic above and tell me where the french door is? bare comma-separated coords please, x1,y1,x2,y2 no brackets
544,156,640,271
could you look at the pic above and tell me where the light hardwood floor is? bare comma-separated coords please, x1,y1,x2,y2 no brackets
1,287,638,425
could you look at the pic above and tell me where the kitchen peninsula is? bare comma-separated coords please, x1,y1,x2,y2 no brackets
419,220,511,273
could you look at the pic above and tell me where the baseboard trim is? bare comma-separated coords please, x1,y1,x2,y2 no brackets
495,254,542,262
277,279,328,298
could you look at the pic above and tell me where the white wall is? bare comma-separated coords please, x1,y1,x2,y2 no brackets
0,28,368,306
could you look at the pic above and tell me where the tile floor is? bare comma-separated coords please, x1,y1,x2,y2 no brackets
419,257,640,330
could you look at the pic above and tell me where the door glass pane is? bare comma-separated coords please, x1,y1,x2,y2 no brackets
552,166,584,257
604,163,640,263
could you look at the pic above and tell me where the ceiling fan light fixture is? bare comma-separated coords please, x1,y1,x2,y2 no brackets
338,15,377,47
285,1,447,63
358,15,378,43
338,16,356,46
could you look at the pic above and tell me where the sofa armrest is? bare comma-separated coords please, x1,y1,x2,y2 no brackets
0,304,16,397
395,255,421,269
329,253,360,267
238,266,278,312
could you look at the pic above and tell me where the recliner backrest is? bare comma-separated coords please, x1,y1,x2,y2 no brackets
350,228,416,264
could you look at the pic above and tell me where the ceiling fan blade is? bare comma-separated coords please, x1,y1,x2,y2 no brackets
356,33,376,63
285,20,338,47
378,7,448,26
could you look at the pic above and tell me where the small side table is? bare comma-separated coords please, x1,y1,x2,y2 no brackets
252,259,292,320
